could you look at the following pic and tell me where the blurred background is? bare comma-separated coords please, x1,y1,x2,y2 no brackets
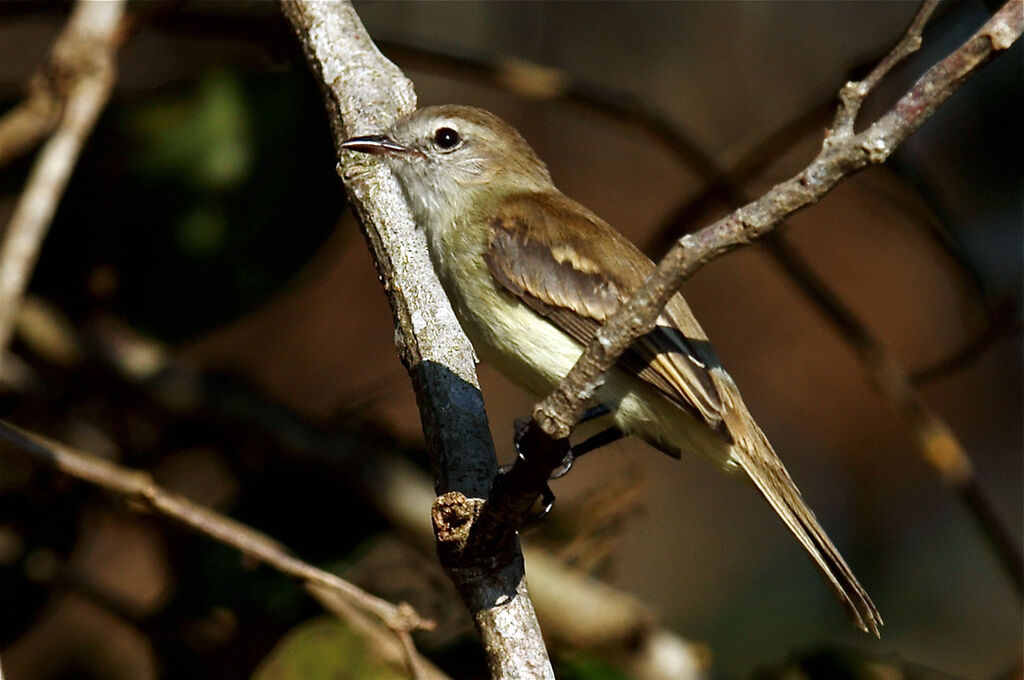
0,2,1020,679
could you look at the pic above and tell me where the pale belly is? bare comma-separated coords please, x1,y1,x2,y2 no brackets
434,245,736,471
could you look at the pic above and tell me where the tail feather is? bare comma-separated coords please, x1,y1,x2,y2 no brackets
714,371,883,637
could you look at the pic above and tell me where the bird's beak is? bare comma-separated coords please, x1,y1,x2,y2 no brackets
340,135,424,158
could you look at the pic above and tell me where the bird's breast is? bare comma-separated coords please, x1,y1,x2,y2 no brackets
428,217,584,397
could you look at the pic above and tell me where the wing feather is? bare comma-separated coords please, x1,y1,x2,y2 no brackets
481,191,883,635
482,192,726,434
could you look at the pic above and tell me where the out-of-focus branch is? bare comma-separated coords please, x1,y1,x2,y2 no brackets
484,2,1021,537
0,80,62,168
910,295,1022,385
0,0,126,376
311,586,451,680
0,420,432,634
278,2,554,677
766,236,1023,594
74,313,706,680
0,419,440,679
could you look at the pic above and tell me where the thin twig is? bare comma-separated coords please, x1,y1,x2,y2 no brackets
637,50,998,329
831,0,940,136
0,419,435,637
0,0,126,377
483,2,1022,537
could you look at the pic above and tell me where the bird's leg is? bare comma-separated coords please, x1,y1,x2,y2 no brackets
501,405,623,521
550,426,625,479
548,403,617,479
499,417,566,521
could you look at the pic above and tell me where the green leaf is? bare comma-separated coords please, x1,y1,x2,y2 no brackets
252,617,408,680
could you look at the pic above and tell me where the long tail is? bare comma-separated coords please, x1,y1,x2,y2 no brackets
713,370,883,637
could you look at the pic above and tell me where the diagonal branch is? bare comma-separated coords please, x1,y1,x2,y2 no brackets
911,296,1022,385
831,0,940,136
0,420,433,634
483,2,1022,536
0,79,63,169
0,419,444,678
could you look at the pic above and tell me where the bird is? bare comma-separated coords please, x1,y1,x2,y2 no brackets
340,104,882,636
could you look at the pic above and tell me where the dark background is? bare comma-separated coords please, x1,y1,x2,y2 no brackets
0,2,1020,679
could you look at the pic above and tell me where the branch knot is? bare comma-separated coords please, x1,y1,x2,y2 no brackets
432,491,486,560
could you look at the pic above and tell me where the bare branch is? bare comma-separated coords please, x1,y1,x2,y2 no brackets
278,1,554,676
831,0,940,136
0,0,126,376
489,2,1022,532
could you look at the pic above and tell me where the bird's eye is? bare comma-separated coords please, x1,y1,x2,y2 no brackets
433,127,461,150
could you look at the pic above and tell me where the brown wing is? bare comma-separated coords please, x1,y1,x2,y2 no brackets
482,191,727,435
484,193,883,633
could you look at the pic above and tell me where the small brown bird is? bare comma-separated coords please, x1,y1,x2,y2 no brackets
342,105,882,636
